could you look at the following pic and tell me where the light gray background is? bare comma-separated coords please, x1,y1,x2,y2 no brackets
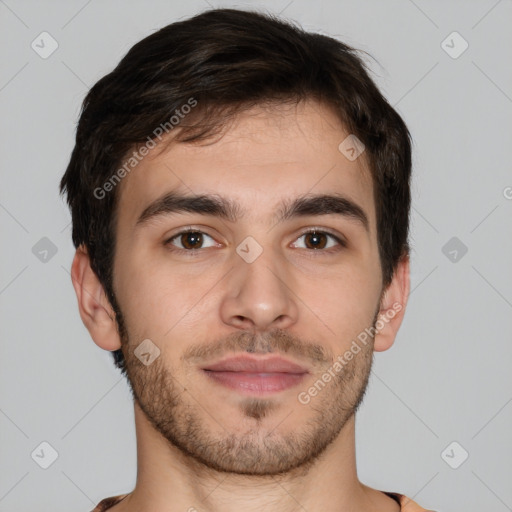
1,0,511,511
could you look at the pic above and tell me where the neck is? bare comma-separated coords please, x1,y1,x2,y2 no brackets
115,403,398,512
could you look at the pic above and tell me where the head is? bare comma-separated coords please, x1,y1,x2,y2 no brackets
61,8,411,476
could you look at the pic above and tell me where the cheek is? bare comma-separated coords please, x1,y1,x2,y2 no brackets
113,253,171,335
116,256,218,341
296,262,380,349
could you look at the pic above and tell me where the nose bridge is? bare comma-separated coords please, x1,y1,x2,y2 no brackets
240,241,285,293
219,237,298,331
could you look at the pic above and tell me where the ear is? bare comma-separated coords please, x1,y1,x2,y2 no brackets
373,254,410,352
70,245,122,351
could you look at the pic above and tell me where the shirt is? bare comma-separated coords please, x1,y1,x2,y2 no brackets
90,491,430,511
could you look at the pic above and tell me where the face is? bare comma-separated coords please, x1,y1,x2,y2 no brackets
111,99,385,475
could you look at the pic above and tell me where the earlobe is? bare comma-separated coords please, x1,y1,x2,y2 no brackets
70,245,122,351
373,254,410,352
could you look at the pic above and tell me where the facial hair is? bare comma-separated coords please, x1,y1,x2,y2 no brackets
114,305,377,477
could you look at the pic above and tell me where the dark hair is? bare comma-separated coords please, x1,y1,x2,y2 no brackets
59,7,412,377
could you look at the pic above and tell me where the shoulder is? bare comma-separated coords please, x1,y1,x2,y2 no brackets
90,494,129,512
396,493,433,511
384,491,432,511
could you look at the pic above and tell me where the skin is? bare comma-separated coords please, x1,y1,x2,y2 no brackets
71,98,409,512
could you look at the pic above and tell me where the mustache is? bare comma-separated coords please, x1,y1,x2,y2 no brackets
181,328,332,367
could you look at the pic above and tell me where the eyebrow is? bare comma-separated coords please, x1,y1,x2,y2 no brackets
135,191,369,232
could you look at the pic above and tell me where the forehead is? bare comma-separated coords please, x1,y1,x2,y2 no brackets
115,99,376,231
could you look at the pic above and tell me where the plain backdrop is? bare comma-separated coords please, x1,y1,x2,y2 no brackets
1,1,511,511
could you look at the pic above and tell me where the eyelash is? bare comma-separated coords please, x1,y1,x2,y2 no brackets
163,227,346,256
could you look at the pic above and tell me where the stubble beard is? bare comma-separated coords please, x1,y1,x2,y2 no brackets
116,310,376,477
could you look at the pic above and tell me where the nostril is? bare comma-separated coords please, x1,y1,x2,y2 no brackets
233,315,252,327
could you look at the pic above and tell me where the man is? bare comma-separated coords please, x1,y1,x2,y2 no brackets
60,7,431,512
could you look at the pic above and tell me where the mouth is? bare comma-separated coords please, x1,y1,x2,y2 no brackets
201,355,309,395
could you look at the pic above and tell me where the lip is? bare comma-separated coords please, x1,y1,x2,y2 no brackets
201,355,309,395
202,355,309,374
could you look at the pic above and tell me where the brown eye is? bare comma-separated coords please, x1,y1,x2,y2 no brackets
304,231,328,249
179,232,203,249
291,230,345,252
165,230,217,251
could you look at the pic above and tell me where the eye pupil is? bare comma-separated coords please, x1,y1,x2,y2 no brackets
305,231,327,249
181,232,203,249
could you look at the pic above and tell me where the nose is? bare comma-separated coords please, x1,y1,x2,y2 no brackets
219,247,299,332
